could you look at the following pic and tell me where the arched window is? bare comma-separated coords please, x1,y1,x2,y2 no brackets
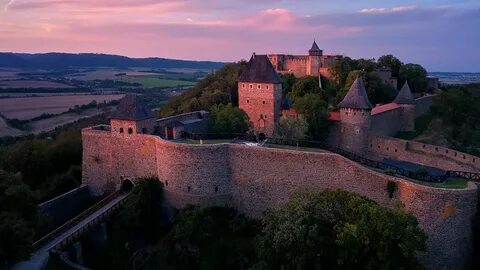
128,128,133,134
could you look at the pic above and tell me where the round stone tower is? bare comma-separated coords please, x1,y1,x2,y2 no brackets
394,81,416,132
338,77,373,154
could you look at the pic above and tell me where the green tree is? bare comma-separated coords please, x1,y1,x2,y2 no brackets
210,104,251,134
152,206,259,270
123,177,166,240
399,64,428,93
255,190,427,270
0,170,38,265
279,73,297,97
431,88,480,154
158,61,248,117
273,115,308,140
291,76,323,101
338,71,396,105
293,93,330,140
377,55,403,77
330,57,357,86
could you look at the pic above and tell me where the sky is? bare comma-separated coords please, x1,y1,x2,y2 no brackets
0,0,479,72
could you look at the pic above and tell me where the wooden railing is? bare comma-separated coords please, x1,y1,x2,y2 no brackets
33,190,127,251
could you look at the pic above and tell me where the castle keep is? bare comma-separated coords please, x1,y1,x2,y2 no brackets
82,51,480,270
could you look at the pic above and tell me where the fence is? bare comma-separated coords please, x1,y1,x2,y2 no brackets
33,190,127,251
180,132,480,183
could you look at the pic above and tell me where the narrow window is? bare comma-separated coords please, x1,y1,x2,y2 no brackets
257,84,261,89
242,84,245,88
187,186,191,192
128,128,133,134
435,147,438,151
370,144,373,148
262,101,266,104
215,187,218,192
266,85,269,89
247,99,250,104
250,84,253,89
446,150,449,154
386,147,389,151
423,145,426,149
463,155,466,159
120,128,124,133
395,149,398,152
165,181,169,186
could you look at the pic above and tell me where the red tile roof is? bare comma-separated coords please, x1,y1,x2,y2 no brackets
329,112,341,121
371,103,400,115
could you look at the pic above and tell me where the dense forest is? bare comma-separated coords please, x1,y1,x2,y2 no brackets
412,83,480,156
0,53,224,70
85,178,426,270
0,115,108,267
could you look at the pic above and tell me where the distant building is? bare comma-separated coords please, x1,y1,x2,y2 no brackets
375,68,398,89
268,40,342,79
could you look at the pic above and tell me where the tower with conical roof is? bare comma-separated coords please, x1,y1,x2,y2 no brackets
338,77,373,153
238,53,283,136
394,81,416,132
307,40,323,77
110,94,155,135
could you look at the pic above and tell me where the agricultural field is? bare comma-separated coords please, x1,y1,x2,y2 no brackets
122,76,195,88
0,80,73,88
0,94,124,120
27,107,113,134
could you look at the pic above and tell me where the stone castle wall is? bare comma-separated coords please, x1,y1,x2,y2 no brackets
82,127,478,270
415,95,434,117
369,135,480,172
371,108,401,136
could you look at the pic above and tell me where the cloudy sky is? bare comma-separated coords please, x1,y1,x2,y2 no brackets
0,0,479,71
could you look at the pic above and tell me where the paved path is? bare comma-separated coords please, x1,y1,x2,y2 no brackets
11,192,129,270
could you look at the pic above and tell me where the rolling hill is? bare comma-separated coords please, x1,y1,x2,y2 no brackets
0,52,225,70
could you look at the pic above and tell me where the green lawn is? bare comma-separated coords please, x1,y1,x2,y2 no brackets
378,168,469,189
123,76,195,88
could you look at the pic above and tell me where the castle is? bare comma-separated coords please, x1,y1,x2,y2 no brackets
238,51,417,155
268,40,341,78
81,50,480,270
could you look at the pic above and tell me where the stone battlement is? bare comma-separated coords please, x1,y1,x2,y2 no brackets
82,128,477,270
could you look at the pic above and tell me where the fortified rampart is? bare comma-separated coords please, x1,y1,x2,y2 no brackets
369,135,480,172
82,127,478,270
415,95,434,117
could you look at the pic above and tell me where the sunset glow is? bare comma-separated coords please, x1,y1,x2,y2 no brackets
0,0,479,71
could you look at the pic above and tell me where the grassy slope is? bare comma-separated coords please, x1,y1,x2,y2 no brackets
123,76,195,88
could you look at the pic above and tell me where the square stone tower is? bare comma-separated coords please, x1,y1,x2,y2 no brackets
238,53,283,136
110,94,156,135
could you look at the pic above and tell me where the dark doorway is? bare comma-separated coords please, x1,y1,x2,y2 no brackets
258,133,267,141
122,179,134,192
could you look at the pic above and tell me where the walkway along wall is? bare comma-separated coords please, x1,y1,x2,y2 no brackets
82,127,478,270
369,135,480,172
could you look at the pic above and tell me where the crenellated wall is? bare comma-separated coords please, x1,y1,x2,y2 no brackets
369,135,480,172
82,127,478,270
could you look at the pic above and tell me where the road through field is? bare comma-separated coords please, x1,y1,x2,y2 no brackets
0,94,124,120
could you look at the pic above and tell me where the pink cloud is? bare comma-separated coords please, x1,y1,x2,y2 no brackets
360,5,417,14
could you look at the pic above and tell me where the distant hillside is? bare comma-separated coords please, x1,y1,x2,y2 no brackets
0,52,225,70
